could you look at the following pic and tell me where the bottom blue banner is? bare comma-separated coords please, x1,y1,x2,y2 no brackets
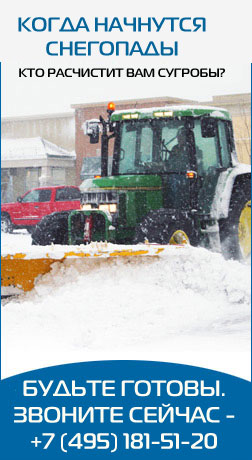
0,360,251,459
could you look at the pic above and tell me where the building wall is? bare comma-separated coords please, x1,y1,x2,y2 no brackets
1,119,77,200
2,113,75,152
1,168,26,202
209,94,251,165
233,114,251,164
1,157,76,202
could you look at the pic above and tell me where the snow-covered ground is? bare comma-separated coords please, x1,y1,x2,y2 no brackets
1,231,251,380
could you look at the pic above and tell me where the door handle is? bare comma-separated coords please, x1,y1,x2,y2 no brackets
34,206,39,208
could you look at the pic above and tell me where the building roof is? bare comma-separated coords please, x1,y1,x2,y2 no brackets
2,112,74,123
71,96,197,110
1,137,76,161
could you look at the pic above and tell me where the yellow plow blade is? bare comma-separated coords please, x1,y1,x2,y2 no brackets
1,257,60,293
1,243,186,295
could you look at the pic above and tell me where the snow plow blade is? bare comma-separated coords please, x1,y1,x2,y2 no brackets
1,243,186,295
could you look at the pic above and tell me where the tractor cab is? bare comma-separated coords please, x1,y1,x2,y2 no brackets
83,104,236,219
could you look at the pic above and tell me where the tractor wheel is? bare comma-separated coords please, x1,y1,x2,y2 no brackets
32,211,70,245
1,215,13,233
220,185,251,261
134,212,193,246
27,227,34,234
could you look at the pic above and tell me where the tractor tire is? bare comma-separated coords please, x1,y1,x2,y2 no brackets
27,227,34,235
134,211,195,246
32,211,70,246
220,184,251,260
1,215,13,233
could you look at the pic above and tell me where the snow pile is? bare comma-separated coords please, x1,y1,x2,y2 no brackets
1,230,33,253
1,234,250,379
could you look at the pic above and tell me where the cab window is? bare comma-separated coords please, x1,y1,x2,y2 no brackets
139,126,153,163
218,121,231,168
119,124,137,174
193,119,220,174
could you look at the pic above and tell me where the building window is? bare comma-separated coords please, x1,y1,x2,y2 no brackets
52,167,66,185
25,168,41,190
1,170,14,203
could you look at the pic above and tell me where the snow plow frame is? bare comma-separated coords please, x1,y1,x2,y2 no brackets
1,205,190,295
2,243,183,295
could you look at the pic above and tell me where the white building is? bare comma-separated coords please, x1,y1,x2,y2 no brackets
1,137,76,202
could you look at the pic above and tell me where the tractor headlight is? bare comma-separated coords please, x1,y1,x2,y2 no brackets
81,204,92,210
99,203,117,213
108,203,117,213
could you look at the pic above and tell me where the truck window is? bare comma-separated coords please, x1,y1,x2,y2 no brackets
193,119,220,174
55,187,81,201
218,121,232,168
22,190,40,203
66,188,81,200
38,189,52,202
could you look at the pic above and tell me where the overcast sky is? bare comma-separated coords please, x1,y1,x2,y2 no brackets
0,0,251,117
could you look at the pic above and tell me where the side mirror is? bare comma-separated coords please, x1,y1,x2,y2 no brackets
201,118,217,138
82,120,100,144
17,196,22,202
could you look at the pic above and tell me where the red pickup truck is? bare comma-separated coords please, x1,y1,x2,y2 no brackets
1,186,81,233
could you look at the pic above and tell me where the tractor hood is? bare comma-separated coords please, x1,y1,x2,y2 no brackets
80,174,162,192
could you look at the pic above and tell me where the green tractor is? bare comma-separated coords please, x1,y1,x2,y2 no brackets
32,103,251,260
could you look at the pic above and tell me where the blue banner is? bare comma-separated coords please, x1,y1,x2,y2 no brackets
0,360,251,459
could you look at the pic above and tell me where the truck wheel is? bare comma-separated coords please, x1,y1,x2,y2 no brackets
134,212,193,246
1,215,13,233
220,185,251,260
